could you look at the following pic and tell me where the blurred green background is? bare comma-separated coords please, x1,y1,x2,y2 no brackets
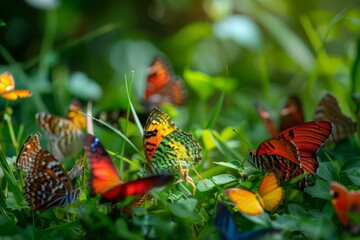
1,0,360,168
1,1,360,239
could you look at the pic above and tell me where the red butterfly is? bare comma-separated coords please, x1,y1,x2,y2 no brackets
313,93,356,142
144,56,186,108
251,121,332,182
83,133,173,203
330,182,360,233
256,96,304,137
16,133,80,210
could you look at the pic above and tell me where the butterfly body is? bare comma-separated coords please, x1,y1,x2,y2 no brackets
36,100,86,161
225,170,284,215
84,134,173,203
16,133,80,210
143,108,202,192
252,121,332,182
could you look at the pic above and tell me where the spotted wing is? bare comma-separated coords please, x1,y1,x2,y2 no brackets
36,112,84,161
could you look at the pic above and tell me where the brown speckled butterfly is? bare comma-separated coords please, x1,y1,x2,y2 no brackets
16,133,80,210
36,100,86,161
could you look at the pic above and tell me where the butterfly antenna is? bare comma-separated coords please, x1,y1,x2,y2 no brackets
232,129,252,151
192,167,208,187
86,101,94,135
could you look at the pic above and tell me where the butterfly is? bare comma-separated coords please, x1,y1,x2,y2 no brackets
256,96,304,137
143,56,186,108
36,99,86,161
0,72,32,100
313,93,356,142
330,182,360,234
251,121,332,182
224,169,284,215
143,108,202,193
83,133,173,203
16,132,81,211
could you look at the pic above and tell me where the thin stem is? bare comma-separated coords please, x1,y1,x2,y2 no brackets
4,112,18,154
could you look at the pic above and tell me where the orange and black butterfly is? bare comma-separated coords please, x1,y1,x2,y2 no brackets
225,169,284,215
16,133,80,210
36,100,86,161
256,96,304,137
330,182,360,233
96,55,186,129
313,93,356,142
143,56,186,108
83,133,173,203
0,72,32,100
251,121,332,182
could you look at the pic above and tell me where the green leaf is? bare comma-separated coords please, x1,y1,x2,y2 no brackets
211,174,237,185
0,19,5,27
347,169,360,185
317,162,335,182
213,161,240,170
206,90,224,129
304,179,330,200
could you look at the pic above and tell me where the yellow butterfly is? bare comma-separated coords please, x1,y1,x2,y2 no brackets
224,169,284,215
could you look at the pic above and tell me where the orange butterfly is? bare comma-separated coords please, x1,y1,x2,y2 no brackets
0,72,32,100
330,182,360,233
256,96,304,137
36,99,86,161
144,56,186,108
83,133,173,203
225,169,284,215
251,121,332,182
313,93,356,142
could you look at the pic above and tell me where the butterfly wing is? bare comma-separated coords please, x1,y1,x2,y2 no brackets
99,175,173,203
16,133,41,170
255,103,278,137
330,182,350,226
144,56,186,107
275,121,332,175
0,72,32,100
280,96,304,132
36,112,84,160
143,108,178,162
83,134,123,196
258,170,284,212
314,94,356,142
67,99,87,129
19,133,80,210
1,90,32,100
253,138,304,182
0,72,15,92
144,108,202,177
225,188,264,215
